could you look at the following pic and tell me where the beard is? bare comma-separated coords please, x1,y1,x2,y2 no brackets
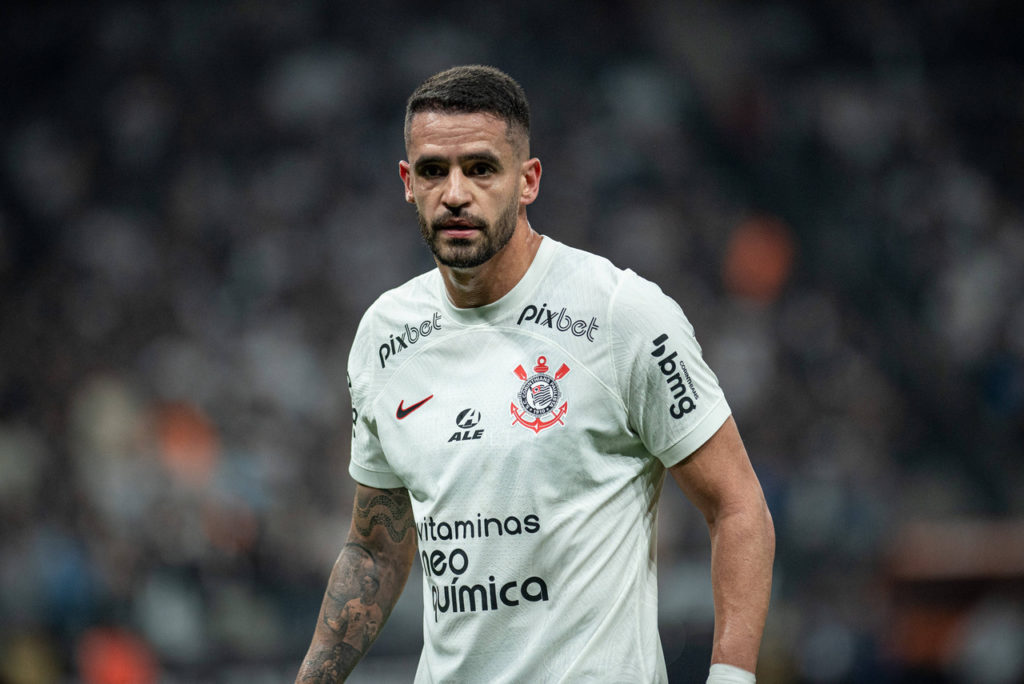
418,193,520,268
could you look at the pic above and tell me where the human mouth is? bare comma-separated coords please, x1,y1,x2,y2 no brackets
436,219,482,239
440,228,478,239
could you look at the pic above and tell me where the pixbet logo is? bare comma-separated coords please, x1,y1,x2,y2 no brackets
448,408,484,442
517,303,599,341
650,333,699,419
379,312,442,368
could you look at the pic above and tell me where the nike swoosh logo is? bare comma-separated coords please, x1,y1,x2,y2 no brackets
396,394,434,419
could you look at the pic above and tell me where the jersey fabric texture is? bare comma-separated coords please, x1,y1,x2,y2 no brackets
347,236,731,683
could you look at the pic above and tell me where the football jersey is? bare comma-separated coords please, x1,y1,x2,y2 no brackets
347,236,731,683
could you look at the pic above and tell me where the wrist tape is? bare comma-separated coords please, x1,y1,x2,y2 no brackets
705,663,756,684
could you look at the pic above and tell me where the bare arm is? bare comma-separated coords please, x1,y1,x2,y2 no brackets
670,416,775,673
296,484,418,683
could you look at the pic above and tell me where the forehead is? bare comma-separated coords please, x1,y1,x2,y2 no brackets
406,111,515,160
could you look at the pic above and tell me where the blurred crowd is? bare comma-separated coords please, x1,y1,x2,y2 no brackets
1,1,1022,682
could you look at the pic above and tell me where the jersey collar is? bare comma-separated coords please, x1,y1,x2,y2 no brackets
438,235,558,326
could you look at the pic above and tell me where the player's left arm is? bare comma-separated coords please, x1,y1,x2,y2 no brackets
670,415,775,676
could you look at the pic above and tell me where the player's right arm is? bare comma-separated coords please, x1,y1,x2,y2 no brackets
295,484,418,683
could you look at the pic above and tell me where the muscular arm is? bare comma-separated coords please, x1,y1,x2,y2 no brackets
670,416,775,674
296,484,418,683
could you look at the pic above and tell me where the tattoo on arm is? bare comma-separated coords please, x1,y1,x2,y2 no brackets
297,487,416,683
299,647,345,681
352,490,415,542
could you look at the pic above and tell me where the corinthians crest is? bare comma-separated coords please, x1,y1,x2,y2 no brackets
511,356,570,434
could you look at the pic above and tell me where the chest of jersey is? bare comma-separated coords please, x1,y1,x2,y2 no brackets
370,326,638,507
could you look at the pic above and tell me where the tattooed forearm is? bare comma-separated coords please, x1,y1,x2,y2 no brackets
297,645,347,682
296,485,417,683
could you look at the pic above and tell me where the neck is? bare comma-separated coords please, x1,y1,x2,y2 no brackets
439,221,542,309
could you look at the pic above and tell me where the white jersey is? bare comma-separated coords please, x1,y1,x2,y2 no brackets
347,236,731,683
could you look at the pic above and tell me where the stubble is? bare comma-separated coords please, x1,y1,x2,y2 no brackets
417,192,520,268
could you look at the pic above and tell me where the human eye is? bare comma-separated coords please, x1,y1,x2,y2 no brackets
416,162,447,178
467,162,496,176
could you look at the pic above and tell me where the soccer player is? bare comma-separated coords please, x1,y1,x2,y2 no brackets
296,65,775,684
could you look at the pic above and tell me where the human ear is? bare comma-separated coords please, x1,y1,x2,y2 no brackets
398,160,415,203
519,158,542,205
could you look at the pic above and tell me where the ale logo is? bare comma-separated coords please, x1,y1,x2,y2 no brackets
456,409,481,429
511,356,570,434
448,409,484,442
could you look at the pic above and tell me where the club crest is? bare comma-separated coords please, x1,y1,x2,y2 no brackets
511,356,570,434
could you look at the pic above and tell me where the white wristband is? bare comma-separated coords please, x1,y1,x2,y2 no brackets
705,663,756,684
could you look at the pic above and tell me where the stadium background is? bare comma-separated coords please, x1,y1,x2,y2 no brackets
1,1,1022,682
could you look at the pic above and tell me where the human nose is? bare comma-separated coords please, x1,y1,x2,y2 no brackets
441,168,470,210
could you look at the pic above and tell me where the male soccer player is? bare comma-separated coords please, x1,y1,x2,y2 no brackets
297,65,774,683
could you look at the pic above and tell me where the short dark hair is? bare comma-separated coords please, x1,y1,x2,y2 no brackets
404,65,530,154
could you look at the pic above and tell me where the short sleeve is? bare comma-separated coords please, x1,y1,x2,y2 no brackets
347,368,405,490
610,271,731,466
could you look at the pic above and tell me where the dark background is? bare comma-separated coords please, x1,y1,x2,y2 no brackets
1,1,1022,682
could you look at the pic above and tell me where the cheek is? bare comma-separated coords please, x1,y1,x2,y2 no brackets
408,187,431,208
505,181,525,208
487,180,518,205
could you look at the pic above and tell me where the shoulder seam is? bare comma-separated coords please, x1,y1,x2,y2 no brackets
606,269,629,408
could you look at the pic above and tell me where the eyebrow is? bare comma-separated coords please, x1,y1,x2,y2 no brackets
413,151,503,171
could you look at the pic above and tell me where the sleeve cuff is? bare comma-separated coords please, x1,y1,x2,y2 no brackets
655,396,731,468
349,460,405,490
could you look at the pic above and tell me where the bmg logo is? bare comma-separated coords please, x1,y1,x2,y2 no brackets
650,334,698,419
